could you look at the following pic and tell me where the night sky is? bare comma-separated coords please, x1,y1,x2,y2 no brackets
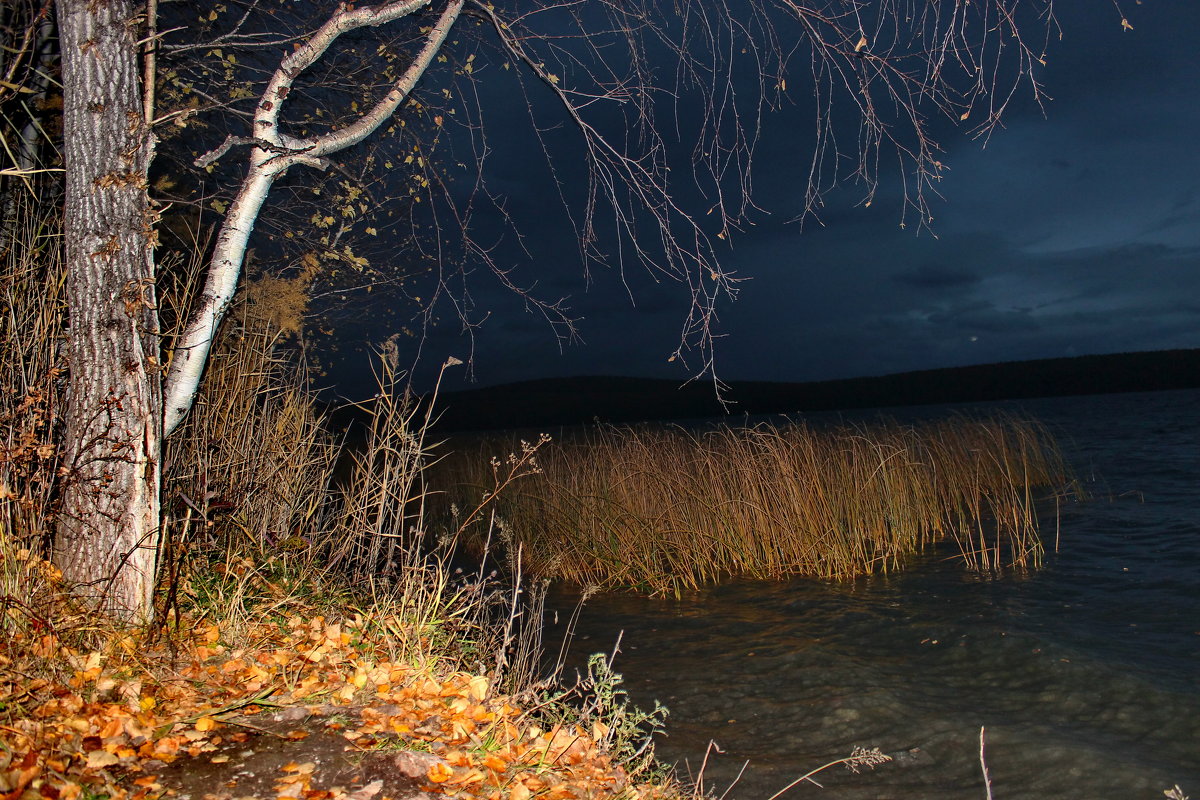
327,2,1200,397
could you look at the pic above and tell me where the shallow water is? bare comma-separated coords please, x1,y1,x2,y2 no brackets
546,389,1200,799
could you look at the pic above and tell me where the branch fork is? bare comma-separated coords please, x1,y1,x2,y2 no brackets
163,0,464,436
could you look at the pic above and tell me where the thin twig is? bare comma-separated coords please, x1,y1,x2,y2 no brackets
980,725,994,800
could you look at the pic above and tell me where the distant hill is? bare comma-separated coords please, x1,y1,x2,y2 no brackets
431,348,1200,432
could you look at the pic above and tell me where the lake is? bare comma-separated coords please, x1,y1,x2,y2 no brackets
545,388,1200,799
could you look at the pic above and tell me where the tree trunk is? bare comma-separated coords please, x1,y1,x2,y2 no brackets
55,0,160,621
162,0,461,435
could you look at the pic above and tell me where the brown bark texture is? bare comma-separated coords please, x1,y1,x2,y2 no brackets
55,0,161,619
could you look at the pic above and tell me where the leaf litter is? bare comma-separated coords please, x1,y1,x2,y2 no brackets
1,612,667,800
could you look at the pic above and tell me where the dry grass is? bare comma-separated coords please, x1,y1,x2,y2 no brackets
157,312,538,680
163,307,338,564
0,185,536,690
439,415,1079,594
0,182,78,660
0,185,62,574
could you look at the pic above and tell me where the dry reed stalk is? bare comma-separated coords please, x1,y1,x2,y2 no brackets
1,181,68,650
0,184,63,556
440,414,1079,593
314,357,551,684
164,301,338,562
0,182,127,663
324,355,431,579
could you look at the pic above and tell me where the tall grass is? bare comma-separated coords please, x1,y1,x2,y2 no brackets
0,180,77,654
163,306,338,562
440,415,1079,594
0,182,541,685
158,310,537,678
0,184,62,563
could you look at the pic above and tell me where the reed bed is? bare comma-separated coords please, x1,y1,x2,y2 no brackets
441,416,1078,593
163,305,338,562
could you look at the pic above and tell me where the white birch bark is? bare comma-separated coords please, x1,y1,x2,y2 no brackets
163,0,464,436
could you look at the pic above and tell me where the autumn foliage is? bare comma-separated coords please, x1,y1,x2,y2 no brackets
0,550,669,800
0,192,671,800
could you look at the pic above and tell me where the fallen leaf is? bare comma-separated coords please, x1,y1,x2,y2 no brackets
99,717,125,739
447,768,487,786
426,762,453,784
2,765,39,797
467,674,489,702
86,750,120,769
347,779,383,800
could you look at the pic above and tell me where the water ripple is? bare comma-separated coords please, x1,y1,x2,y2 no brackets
550,389,1200,799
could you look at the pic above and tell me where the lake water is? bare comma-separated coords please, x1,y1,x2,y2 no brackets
545,389,1199,799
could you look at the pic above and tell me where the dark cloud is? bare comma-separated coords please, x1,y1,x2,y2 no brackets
916,301,1032,333
891,265,981,291
325,2,1200,397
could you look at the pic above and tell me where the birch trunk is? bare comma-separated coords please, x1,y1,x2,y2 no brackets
55,0,160,620
162,0,462,436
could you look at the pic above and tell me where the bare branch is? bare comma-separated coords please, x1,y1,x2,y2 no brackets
163,0,464,435
305,1,464,158
156,0,1056,414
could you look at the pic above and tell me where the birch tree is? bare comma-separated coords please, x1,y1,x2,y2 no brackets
50,0,1059,618
162,0,465,434
157,0,1058,414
